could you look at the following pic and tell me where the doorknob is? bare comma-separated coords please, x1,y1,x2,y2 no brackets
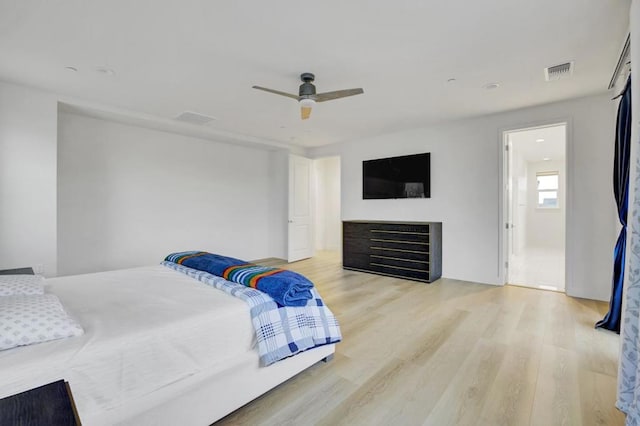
288,220,293,223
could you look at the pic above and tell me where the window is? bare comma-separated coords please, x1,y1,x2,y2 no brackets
537,171,559,208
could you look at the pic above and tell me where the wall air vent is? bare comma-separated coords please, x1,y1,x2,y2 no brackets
174,111,217,125
544,61,574,82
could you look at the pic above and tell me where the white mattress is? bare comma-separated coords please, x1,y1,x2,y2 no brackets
0,265,256,424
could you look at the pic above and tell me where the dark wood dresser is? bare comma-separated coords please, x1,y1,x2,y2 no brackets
342,220,442,283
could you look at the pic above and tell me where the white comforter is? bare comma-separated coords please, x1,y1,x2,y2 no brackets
0,265,255,423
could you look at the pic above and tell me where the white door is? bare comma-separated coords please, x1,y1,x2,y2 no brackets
288,154,314,262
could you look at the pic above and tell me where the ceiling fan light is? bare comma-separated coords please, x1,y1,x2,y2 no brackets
299,98,316,109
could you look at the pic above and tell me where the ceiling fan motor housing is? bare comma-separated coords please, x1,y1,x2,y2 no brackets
299,73,316,98
300,72,315,82
299,83,316,97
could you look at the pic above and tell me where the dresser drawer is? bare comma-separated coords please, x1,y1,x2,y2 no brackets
368,238,429,253
369,254,429,271
369,229,430,243
369,223,429,234
369,247,427,261
368,263,430,282
343,253,371,270
343,222,373,238
343,237,372,255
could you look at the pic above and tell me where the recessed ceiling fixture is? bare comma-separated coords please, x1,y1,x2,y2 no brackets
174,111,217,125
252,72,364,120
543,157,551,161
65,66,78,72
483,82,500,90
536,138,545,142
95,66,116,76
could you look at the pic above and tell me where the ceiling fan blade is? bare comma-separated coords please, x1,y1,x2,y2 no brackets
314,88,364,102
301,106,312,120
252,86,299,100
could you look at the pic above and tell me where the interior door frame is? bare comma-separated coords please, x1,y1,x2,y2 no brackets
505,135,513,283
498,118,573,292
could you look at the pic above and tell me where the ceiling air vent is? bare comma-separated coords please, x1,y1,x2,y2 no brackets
174,111,217,125
544,61,574,81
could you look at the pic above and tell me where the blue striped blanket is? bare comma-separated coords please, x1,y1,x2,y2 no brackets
165,251,313,307
162,261,341,366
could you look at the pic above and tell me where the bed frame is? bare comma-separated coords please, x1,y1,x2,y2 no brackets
0,267,336,425
105,345,335,425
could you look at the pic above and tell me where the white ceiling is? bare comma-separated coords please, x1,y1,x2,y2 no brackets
508,124,566,163
0,0,630,148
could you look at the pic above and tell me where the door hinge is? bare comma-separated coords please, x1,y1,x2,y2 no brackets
505,144,509,152
505,261,509,268
505,223,509,229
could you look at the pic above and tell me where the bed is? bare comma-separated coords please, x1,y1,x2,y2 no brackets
0,264,336,425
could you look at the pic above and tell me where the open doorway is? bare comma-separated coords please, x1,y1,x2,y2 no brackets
504,123,567,292
314,156,341,253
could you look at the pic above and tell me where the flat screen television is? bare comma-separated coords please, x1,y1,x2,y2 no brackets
363,153,430,199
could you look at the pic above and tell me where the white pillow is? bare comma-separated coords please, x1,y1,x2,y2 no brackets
0,294,84,351
0,274,45,296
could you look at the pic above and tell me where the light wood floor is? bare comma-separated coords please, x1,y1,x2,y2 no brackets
217,251,623,426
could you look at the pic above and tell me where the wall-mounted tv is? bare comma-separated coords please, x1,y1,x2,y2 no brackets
363,153,430,199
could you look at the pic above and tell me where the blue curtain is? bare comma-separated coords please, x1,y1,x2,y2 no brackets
596,75,632,333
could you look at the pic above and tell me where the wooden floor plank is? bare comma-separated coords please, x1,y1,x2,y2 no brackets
478,332,542,426
217,251,623,426
530,345,583,426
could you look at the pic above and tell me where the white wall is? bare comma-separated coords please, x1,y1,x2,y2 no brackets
57,112,286,276
526,160,566,250
0,80,290,278
310,93,618,301
314,157,341,251
0,81,58,276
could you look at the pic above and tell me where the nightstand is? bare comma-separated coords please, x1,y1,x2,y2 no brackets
0,380,81,425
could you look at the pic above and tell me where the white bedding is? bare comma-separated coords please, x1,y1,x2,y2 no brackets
0,265,256,423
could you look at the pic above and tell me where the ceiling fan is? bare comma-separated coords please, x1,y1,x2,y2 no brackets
252,73,364,120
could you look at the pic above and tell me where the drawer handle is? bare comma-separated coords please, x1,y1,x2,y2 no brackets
370,238,429,245
370,263,429,273
370,254,428,264
370,230,429,236
370,246,428,255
